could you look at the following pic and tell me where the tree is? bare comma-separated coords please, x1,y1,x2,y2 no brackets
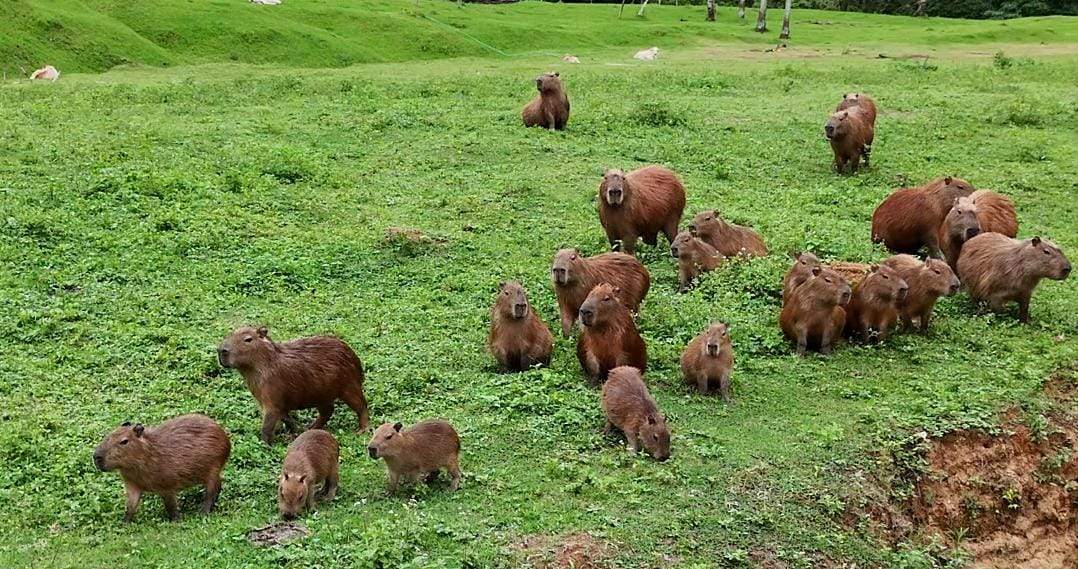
756,0,767,32
779,0,792,39
738,0,747,19
707,0,716,21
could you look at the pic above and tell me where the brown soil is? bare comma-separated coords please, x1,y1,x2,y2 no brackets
511,532,614,569
246,522,310,547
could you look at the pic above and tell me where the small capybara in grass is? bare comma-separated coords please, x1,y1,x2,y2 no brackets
488,281,553,372
680,322,734,401
551,248,650,337
970,189,1019,238
844,264,909,342
957,234,1071,323
782,251,822,306
882,254,960,331
601,366,671,461
278,429,339,520
218,326,369,443
670,230,723,292
576,283,647,384
836,92,877,126
367,420,462,494
522,72,569,130
824,108,874,174
597,166,686,255
688,210,768,258
780,266,852,356
93,414,230,522
871,176,976,256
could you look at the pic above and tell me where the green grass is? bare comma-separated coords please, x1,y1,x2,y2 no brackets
1,2,1077,567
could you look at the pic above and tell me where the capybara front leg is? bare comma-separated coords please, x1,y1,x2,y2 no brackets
282,413,302,433
323,463,339,501
795,325,809,357
1017,290,1033,323
719,371,732,404
123,482,142,523
162,492,180,521
662,220,678,245
260,410,283,444
696,374,710,395
310,403,334,430
387,471,400,495
626,431,640,454
202,469,222,514
560,305,575,338
447,457,462,491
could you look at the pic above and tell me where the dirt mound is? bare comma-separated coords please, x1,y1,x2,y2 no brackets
246,522,309,547
511,532,614,568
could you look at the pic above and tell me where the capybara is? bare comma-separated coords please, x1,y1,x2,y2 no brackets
957,234,1071,323
218,326,369,443
780,266,852,356
601,366,671,461
937,195,982,269
882,254,960,331
278,429,339,520
680,322,734,401
836,92,877,126
551,248,650,337
970,189,1019,238
844,264,909,342
521,72,569,130
598,166,686,255
576,283,647,384
670,230,723,292
687,210,768,258
367,420,462,494
782,251,822,306
826,261,872,287
93,414,230,522
871,176,976,256
824,108,874,174
487,281,553,372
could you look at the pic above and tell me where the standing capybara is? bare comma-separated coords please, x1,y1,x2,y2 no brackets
782,251,822,306
93,414,230,522
844,264,909,342
882,254,960,331
487,281,553,372
824,108,874,174
521,72,569,130
367,420,462,494
871,176,976,256
670,231,723,292
218,326,369,443
937,195,982,270
836,92,877,126
680,322,735,401
688,210,768,258
551,248,650,337
278,429,339,520
780,267,852,356
597,166,686,255
970,189,1019,238
576,283,647,384
601,366,671,461
957,234,1071,323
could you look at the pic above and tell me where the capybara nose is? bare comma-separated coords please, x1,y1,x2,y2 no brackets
898,286,909,300
93,453,105,471
1062,264,1072,277
282,512,297,521
706,344,719,356
950,283,960,294
966,227,980,240
687,224,696,233
217,347,229,366
824,125,835,137
367,446,378,459
670,246,679,258
840,291,852,305
657,454,670,462
513,303,527,318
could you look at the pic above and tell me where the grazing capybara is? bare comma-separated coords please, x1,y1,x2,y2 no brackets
824,108,874,174
522,72,569,130
601,366,671,461
576,283,647,384
93,414,230,522
670,230,723,292
680,322,734,401
367,420,462,494
487,281,553,372
782,251,822,306
836,92,877,126
688,210,768,258
278,429,339,520
957,234,1071,323
970,189,1018,238
780,266,852,356
871,176,976,256
882,254,960,331
844,264,909,342
551,248,650,337
937,195,982,269
598,166,686,255
218,326,369,443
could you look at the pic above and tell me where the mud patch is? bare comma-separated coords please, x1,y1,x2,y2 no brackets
247,522,310,547
511,532,614,568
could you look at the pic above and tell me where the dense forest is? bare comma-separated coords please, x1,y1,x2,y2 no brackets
552,0,1078,19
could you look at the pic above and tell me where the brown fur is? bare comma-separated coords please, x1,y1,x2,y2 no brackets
970,189,1019,238
937,194,982,270
836,92,877,126
782,251,822,307
218,326,369,443
826,261,872,287
576,283,647,384
688,210,768,258
278,429,339,520
671,230,723,292
957,234,1071,323
824,108,874,174
521,72,569,130
882,254,960,331
367,420,461,493
601,366,671,461
551,248,650,337
598,166,686,255
487,281,553,372
680,323,734,401
844,264,909,342
93,414,230,522
780,267,852,356
871,176,976,256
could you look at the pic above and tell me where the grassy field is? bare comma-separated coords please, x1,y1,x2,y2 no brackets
1,1,1076,567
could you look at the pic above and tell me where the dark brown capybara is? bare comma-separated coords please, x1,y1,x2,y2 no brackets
782,251,822,307
937,195,982,270
93,414,230,522
218,326,369,443
882,254,960,331
487,281,553,372
521,72,569,130
970,189,1019,238
278,429,339,520
367,420,462,494
844,264,909,342
680,322,734,401
824,108,874,174
780,266,852,356
551,248,650,337
871,176,976,256
597,166,686,255
601,366,671,461
836,92,877,126
576,283,647,384
670,230,723,292
957,234,1071,323
687,210,768,258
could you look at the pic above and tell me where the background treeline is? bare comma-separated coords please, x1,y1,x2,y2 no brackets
544,0,1078,19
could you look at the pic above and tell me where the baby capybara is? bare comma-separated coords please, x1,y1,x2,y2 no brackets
488,281,553,372
671,230,723,292
836,92,877,126
367,420,462,494
680,322,734,401
882,254,960,331
551,248,650,337
278,429,339,520
522,72,569,130
957,234,1071,323
218,326,369,443
844,264,909,342
780,266,852,356
782,251,822,306
93,414,230,522
824,108,874,174
601,366,671,461
598,166,686,255
576,283,647,384
871,176,976,256
688,210,768,258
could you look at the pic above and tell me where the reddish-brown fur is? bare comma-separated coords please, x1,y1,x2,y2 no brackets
367,420,461,493
836,92,877,126
487,281,553,372
576,283,647,384
871,176,976,256
551,248,650,337
780,267,852,356
970,189,1019,238
278,429,339,520
670,230,723,292
782,251,822,306
957,234,1071,323
824,108,874,174
882,254,960,331
598,166,686,255
522,72,569,130
601,366,671,461
844,264,909,342
826,261,871,287
937,195,982,269
680,323,734,401
688,210,768,258
93,414,230,522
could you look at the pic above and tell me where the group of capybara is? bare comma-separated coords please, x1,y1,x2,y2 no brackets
92,75,1070,525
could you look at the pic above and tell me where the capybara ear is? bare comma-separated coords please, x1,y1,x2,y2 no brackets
811,266,822,277
393,422,403,432
133,424,145,437
257,326,269,338
283,473,290,481
554,71,559,77
870,264,880,273
498,281,506,290
1031,236,1042,246
298,475,306,484
646,415,657,426
612,286,622,295
788,249,800,260
122,421,131,427
944,176,953,185
842,111,848,118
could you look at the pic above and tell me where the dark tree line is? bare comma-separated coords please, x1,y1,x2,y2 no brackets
549,0,1077,18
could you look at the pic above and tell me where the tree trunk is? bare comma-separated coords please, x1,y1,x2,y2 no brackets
738,0,746,19
638,0,650,17
756,0,767,33
707,0,715,21
779,0,791,39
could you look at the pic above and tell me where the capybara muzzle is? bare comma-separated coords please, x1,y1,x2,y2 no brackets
552,268,567,285
579,309,594,327
217,347,230,368
367,446,378,459
706,344,720,357
513,304,527,319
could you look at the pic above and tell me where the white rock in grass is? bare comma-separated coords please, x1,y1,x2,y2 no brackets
562,55,581,64
634,47,660,61
30,65,60,81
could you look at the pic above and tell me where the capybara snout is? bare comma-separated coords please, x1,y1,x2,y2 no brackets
601,170,627,206
368,445,378,459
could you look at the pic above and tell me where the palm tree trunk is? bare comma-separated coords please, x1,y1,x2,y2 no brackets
707,0,716,21
779,0,791,39
756,0,767,33
738,0,746,19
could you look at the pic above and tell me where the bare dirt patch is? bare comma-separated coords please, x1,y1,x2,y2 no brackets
246,522,310,547
511,532,615,568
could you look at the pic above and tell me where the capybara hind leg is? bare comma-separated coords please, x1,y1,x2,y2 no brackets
424,471,439,484
1017,290,1032,323
663,220,678,245
162,492,180,521
642,232,658,247
342,386,369,431
202,469,222,514
626,432,640,454
283,413,302,433
447,457,462,491
918,312,931,332
260,410,283,444
603,419,613,435
310,403,334,430
719,371,732,404
322,464,339,501
123,482,142,523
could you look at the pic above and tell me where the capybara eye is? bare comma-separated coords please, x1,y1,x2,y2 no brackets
119,439,128,445
385,434,392,440
1043,249,1051,255
933,269,941,274
244,337,252,343
825,278,832,283
882,275,889,280
570,255,577,260
603,296,611,301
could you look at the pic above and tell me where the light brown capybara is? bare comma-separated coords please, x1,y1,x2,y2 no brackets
957,234,1071,323
218,326,369,443
844,264,909,342
780,266,852,356
970,189,1019,238
680,322,734,401
576,283,647,384
93,414,230,522
601,366,671,461
937,190,1019,270
688,210,768,258
521,72,569,130
670,230,723,292
598,166,686,255
782,251,822,306
487,281,553,372
836,92,877,126
551,248,650,337
278,429,339,520
871,176,976,256
882,254,960,331
367,420,462,494
824,108,874,174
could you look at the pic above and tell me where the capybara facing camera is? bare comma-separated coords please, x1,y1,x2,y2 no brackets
522,72,570,130
278,429,340,520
